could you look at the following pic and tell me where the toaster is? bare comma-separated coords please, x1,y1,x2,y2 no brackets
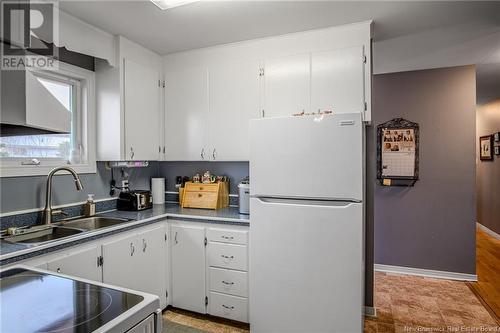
117,190,153,211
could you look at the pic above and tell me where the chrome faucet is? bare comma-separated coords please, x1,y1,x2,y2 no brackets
43,166,84,224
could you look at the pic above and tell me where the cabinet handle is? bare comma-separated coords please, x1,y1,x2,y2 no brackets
221,236,234,240
222,304,234,310
221,255,234,259
200,148,205,160
130,242,135,256
198,193,202,198
174,232,178,244
212,148,217,160
222,280,234,285
130,147,135,160
142,239,147,252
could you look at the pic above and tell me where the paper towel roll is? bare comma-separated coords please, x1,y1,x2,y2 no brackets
151,178,165,204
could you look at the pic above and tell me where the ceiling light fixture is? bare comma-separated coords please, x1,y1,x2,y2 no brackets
150,0,200,10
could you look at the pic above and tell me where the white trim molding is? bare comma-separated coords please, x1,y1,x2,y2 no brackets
374,264,477,282
0,61,96,177
477,222,500,240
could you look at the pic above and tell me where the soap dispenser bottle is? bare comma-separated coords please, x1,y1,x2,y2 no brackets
84,194,96,217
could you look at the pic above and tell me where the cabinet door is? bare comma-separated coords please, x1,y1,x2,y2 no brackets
311,46,365,114
208,60,261,161
165,66,209,161
171,225,206,313
263,53,310,118
124,58,161,161
102,233,139,290
47,245,101,282
137,225,167,308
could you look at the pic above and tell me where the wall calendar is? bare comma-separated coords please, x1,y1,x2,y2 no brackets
377,118,420,186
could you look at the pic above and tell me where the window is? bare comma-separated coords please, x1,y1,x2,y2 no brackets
0,62,96,177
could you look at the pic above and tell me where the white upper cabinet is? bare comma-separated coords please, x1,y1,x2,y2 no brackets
311,46,365,114
160,22,371,161
124,59,161,161
96,36,162,161
263,53,310,118
164,66,209,161
208,60,261,161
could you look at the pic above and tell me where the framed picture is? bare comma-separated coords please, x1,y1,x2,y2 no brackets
480,135,493,161
495,146,500,156
494,132,500,142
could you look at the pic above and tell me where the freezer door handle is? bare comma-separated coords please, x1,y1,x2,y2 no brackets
255,197,360,207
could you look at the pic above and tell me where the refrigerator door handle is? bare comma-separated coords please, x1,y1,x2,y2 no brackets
255,197,360,207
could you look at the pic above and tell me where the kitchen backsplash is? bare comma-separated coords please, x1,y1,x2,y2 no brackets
159,161,249,194
0,161,249,224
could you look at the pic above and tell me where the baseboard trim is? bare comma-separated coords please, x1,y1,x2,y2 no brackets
364,306,377,317
477,222,500,240
374,264,477,282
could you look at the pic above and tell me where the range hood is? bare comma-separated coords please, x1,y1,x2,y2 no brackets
0,69,71,136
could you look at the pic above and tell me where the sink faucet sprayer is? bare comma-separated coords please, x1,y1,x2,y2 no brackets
43,166,84,224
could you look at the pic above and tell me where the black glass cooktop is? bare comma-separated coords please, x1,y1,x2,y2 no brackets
0,268,144,333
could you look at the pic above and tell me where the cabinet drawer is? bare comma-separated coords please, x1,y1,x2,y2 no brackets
207,228,248,245
209,267,248,297
209,291,248,323
186,184,219,192
182,191,218,209
208,243,247,271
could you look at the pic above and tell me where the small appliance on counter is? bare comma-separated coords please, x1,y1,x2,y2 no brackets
117,190,153,211
238,178,250,215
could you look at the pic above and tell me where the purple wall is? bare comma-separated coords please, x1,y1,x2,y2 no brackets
369,65,477,274
476,99,500,235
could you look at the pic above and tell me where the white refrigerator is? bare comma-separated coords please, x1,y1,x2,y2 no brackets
249,113,364,333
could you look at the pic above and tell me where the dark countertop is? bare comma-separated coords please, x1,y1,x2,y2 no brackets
98,203,249,222
0,203,249,266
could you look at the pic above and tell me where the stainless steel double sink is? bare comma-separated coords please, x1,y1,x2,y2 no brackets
4,217,132,246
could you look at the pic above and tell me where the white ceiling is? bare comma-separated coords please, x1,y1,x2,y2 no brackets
59,1,500,55
59,0,500,102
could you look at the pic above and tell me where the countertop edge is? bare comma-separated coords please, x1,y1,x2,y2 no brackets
0,210,249,265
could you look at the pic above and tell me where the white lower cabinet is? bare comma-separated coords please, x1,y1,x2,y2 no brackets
102,224,168,308
171,224,206,313
206,227,249,323
102,233,140,291
209,291,248,323
12,220,250,323
137,225,168,307
208,242,248,271
209,267,248,298
168,222,249,323
47,244,101,282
